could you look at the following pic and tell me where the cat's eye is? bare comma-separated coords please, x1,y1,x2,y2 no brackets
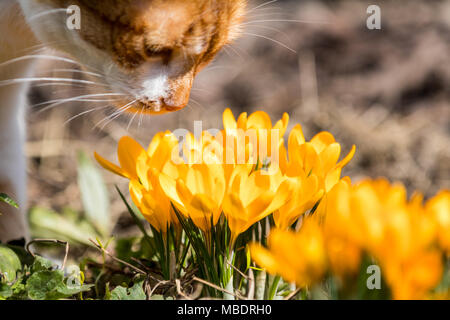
144,46,173,63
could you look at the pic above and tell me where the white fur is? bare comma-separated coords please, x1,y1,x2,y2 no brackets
0,0,39,242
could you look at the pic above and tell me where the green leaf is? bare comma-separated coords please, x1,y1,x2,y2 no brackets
26,270,64,300
0,245,22,282
29,207,99,246
151,294,173,300
26,269,92,300
77,151,110,237
0,193,18,209
0,283,13,299
0,193,19,230
31,256,55,272
110,281,146,300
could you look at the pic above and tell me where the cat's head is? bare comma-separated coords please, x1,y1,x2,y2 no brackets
20,0,246,114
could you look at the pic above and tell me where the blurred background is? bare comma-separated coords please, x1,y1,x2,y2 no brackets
26,0,450,236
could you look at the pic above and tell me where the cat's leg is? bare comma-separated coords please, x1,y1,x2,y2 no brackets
0,1,38,243
0,82,29,243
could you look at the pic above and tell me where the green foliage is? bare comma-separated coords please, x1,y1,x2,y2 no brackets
109,280,146,300
1,254,92,300
0,245,22,282
77,151,111,237
29,207,99,246
0,193,18,209
26,269,90,300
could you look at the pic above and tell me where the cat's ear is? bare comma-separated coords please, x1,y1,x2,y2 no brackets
227,0,247,42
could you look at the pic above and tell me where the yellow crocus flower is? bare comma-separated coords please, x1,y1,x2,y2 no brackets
322,179,444,299
95,134,180,232
223,164,293,244
161,150,226,232
222,108,289,163
426,190,450,254
320,180,363,278
94,136,146,180
273,174,324,230
280,124,356,192
250,220,327,287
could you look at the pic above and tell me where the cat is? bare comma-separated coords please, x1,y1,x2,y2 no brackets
0,0,246,243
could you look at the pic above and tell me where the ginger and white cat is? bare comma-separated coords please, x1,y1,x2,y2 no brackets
0,0,246,242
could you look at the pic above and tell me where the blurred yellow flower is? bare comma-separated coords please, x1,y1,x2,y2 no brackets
250,219,327,287
280,124,356,192
426,190,450,253
322,179,444,299
95,134,179,232
273,174,323,230
223,164,293,243
320,180,363,278
251,178,447,298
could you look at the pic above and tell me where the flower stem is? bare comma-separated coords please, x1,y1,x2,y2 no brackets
255,270,267,300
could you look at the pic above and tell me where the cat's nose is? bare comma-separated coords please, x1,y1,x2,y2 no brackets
140,96,184,113
141,96,163,112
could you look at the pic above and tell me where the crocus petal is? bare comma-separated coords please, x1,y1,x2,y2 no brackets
117,136,146,179
223,192,248,235
325,167,342,192
159,172,185,211
190,194,216,215
223,108,237,130
273,113,290,137
147,132,164,156
336,145,356,169
250,243,280,275
320,143,341,173
94,152,127,178
310,132,336,154
236,112,248,129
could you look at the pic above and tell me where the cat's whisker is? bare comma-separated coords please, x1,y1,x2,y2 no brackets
246,12,285,20
223,44,246,60
240,19,330,26
33,92,125,108
33,83,86,89
37,98,121,114
247,0,279,13
34,93,125,113
50,68,104,79
225,43,250,61
64,105,111,125
99,104,135,130
96,99,138,129
0,54,80,69
127,107,140,131
189,98,205,111
29,8,67,21
191,87,213,93
222,46,234,59
8,51,107,80
244,24,292,44
138,105,146,129
0,77,110,88
242,32,296,53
